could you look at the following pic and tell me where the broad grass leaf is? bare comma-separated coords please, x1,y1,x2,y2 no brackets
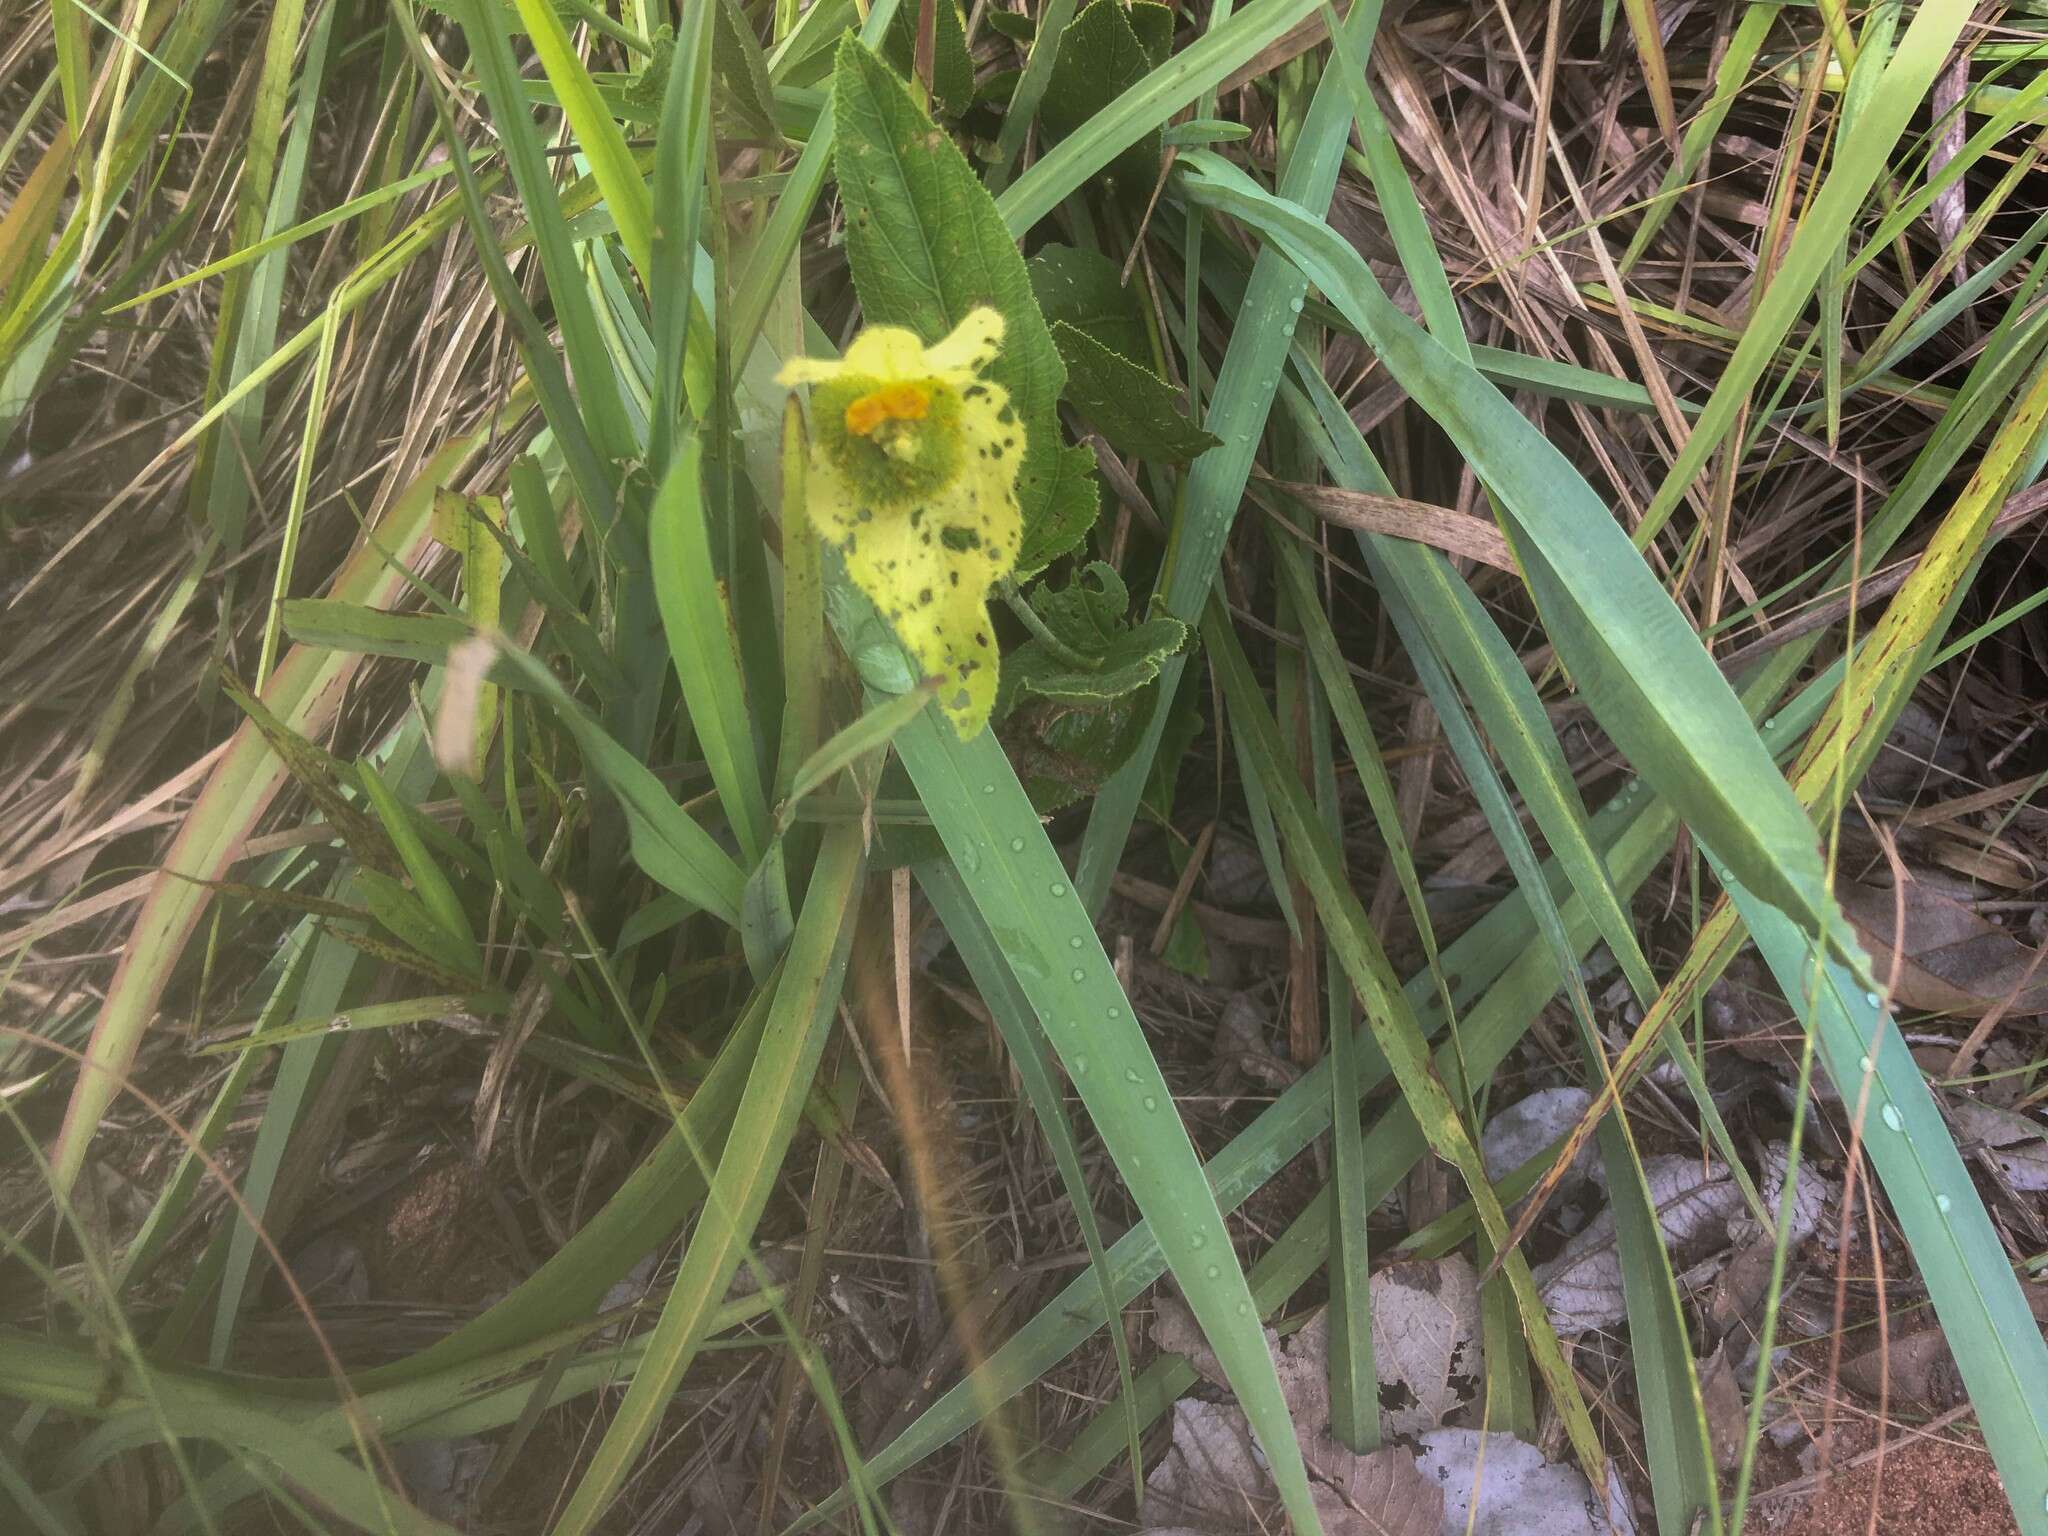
832,38,1097,574
1052,321,1220,462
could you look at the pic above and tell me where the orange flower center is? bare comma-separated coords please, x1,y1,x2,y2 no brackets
844,381,933,437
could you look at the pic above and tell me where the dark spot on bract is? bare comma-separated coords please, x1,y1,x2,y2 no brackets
919,587,933,605
857,506,874,523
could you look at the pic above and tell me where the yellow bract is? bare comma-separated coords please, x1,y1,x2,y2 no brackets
778,308,1024,738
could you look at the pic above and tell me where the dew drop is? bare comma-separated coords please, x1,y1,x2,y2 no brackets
1236,1301,1251,1317
1070,967,1086,983
1071,1055,1089,1077
1864,990,1882,1010
1206,1264,1222,1279
1069,935,1085,949
1142,1095,1159,1112
1935,1193,1952,1214
1880,1104,1904,1132
958,843,980,873
1859,1055,1874,1074
1049,881,1067,898
981,783,996,795
1008,837,1024,853
1108,1005,1124,1019
1124,1068,1143,1085
1189,1232,1206,1249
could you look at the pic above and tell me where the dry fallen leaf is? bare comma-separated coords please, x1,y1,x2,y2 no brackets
1536,1156,1745,1332
1696,1343,1748,1471
1707,1235,1778,1344
1415,1428,1638,1536
1482,1086,1597,1188
1838,877,2048,1018
1841,1284,2048,1411
1146,1297,1446,1536
1371,1257,1484,1435
1928,54,1971,271
1307,1437,1447,1536
1944,1097,2048,1193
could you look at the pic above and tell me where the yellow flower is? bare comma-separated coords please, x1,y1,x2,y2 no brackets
778,308,1024,738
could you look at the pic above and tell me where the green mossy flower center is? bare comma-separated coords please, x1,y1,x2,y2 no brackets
811,373,965,507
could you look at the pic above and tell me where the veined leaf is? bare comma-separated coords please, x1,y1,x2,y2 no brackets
1051,321,1219,463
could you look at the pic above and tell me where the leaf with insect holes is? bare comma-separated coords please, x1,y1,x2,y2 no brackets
1052,321,1219,463
1371,1257,1484,1435
832,37,1097,575
1002,562,1189,707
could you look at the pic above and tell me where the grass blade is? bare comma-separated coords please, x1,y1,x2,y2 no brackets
893,708,1328,1535
650,440,773,866
548,824,865,1535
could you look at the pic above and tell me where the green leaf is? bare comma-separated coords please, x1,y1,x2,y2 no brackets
882,0,975,116
1128,0,1175,63
281,599,471,664
984,8,1034,41
1004,562,1189,704
506,0,654,280
486,643,746,926
1028,243,1151,364
1051,320,1219,463
650,439,773,867
714,0,782,138
355,870,483,983
1000,685,1155,814
1039,0,1164,198
831,38,1098,574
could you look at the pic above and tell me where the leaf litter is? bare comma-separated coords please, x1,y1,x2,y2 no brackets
1147,1281,1631,1535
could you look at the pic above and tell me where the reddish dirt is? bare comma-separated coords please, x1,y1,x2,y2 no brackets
1756,1429,2020,1536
